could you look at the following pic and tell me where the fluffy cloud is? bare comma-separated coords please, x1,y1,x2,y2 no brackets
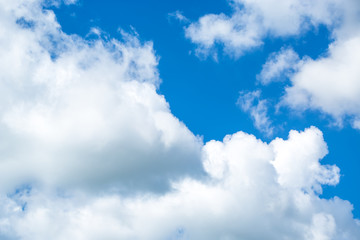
0,0,203,193
184,0,351,57
246,0,360,129
185,11,263,57
0,1,360,239
1,127,359,239
186,0,360,129
282,34,360,128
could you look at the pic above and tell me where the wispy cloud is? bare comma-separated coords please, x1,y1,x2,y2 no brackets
257,47,300,85
237,90,274,136
168,10,189,23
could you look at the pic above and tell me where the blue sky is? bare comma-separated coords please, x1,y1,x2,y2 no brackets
0,0,360,239
53,0,359,216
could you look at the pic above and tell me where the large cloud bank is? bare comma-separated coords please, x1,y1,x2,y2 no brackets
0,0,359,239
0,0,204,193
1,126,359,239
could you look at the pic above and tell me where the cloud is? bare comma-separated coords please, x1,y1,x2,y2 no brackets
250,0,360,129
257,48,300,85
185,0,360,128
282,34,360,128
0,0,203,193
246,0,360,129
184,0,350,57
185,11,263,58
0,1,359,239
1,127,359,239
168,10,189,23
237,90,274,136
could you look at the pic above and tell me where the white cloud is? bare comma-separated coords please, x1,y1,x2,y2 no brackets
237,90,274,136
0,1,359,239
184,0,352,57
1,127,359,239
186,0,360,128
0,0,203,193
246,0,360,129
270,127,339,193
244,0,360,129
185,11,263,58
282,34,360,127
257,48,300,85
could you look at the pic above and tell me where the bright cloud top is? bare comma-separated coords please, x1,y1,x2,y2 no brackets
0,0,203,193
0,0,359,240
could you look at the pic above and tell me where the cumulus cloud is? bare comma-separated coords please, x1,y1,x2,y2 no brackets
184,0,351,57
1,127,359,239
0,0,203,193
266,0,360,129
237,90,274,136
249,0,360,129
282,34,360,128
186,0,360,129
0,1,360,239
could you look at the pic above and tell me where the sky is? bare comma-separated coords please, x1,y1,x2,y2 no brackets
0,0,359,239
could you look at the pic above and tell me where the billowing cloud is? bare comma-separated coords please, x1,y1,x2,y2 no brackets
0,0,203,193
282,34,360,128
0,1,359,240
1,127,359,239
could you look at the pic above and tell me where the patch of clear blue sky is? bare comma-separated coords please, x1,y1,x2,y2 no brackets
51,0,360,218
